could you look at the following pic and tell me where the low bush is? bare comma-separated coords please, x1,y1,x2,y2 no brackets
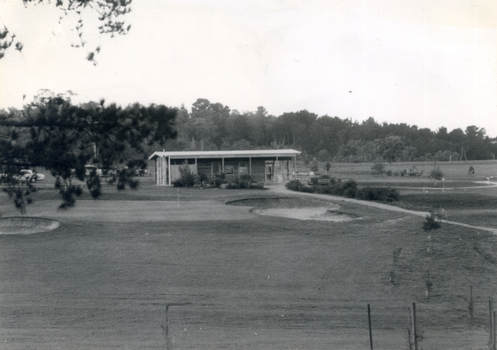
225,181,240,189
286,179,304,191
371,162,385,176
356,186,399,202
250,182,265,190
225,175,264,190
314,179,357,198
342,179,358,198
423,211,442,231
286,176,399,203
211,176,224,188
173,164,195,187
430,167,444,181
239,175,253,189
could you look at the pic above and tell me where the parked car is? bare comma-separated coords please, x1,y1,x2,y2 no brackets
84,165,103,176
0,169,45,183
137,168,149,176
104,168,117,176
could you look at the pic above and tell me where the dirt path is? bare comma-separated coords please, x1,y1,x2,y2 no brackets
268,184,497,234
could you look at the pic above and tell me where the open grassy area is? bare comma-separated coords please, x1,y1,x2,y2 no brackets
1,177,497,349
325,160,497,180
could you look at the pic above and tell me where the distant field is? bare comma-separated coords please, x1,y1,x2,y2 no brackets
1,173,497,349
326,160,497,180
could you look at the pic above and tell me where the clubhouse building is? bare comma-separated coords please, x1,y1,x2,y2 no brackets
149,149,300,186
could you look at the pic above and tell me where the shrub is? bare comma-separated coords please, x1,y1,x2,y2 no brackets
197,172,208,183
309,175,334,187
250,182,265,190
173,163,195,187
430,167,444,181
301,185,314,193
286,180,304,191
342,179,357,198
240,175,253,189
385,187,400,201
225,181,240,189
356,186,377,200
423,211,442,231
224,175,260,190
310,159,319,172
286,178,398,203
211,177,224,188
356,186,399,202
371,162,385,176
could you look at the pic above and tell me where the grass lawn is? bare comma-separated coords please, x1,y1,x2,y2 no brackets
0,180,496,349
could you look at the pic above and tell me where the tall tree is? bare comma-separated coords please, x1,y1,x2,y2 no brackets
0,95,177,212
0,0,132,62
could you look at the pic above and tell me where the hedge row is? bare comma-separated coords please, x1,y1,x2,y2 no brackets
286,178,400,202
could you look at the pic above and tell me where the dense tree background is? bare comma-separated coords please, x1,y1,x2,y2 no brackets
162,98,497,164
0,92,176,211
1,94,495,212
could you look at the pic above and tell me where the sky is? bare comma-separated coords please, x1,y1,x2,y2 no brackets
0,0,496,136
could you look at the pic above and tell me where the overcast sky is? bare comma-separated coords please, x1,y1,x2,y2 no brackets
1,0,496,136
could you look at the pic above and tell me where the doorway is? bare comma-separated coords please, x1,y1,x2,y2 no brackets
265,162,273,182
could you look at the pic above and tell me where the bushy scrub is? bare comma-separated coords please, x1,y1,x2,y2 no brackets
423,211,442,231
195,172,208,186
239,175,253,189
286,179,313,193
286,176,399,203
225,181,240,189
286,180,304,191
314,178,357,198
211,177,224,188
356,186,399,202
429,167,444,181
225,175,263,190
371,162,385,176
342,179,358,198
173,164,195,187
309,175,331,186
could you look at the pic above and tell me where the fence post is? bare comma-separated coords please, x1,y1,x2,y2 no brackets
492,311,497,350
469,285,474,321
165,305,171,350
368,304,373,350
412,303,418,350
490,299,494,350
407,306,413,350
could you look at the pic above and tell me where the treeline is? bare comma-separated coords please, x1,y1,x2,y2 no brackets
162,98,497,162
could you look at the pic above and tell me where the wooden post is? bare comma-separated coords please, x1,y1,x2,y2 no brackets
368,304,373,350
165,305,171,350
492,311,497,350
412,303,418,350
469,286,474,321
490,299,494,349
407,306,412,350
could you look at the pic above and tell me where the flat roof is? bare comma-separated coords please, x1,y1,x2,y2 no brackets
149,149,300,160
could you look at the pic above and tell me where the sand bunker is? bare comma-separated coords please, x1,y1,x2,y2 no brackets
0,217,60,235
227,197,360,222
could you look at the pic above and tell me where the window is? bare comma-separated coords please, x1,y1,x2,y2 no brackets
212,162,221,175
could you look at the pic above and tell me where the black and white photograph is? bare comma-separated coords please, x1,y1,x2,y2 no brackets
1,1,497,348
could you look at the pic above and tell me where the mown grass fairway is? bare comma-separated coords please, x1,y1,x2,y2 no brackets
1,164,497,349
